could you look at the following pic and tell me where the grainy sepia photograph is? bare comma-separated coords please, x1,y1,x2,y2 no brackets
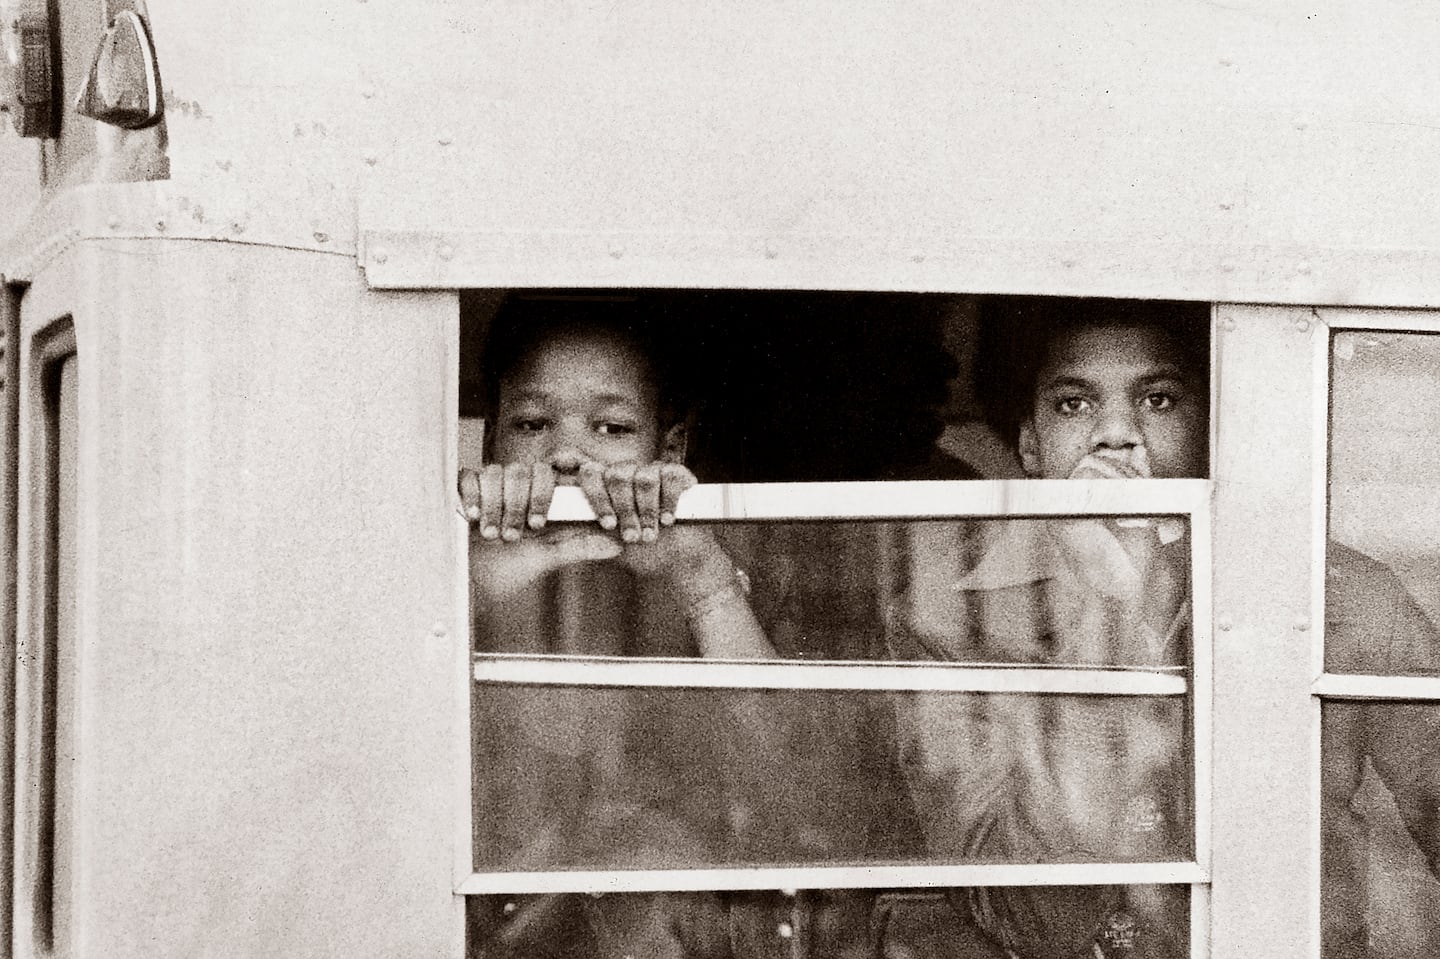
2,3,1439,958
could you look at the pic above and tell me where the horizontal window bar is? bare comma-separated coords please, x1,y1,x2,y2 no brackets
1313,673,1440,701
541,479,1211,523
458,861,1207,896
474,655,1188,695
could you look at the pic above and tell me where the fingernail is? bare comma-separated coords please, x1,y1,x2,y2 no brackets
528,514,545,530
501,528,521,542
659,512,674,526
600,516,617,530
481,525,499,540
466,506,481,520
621,528,639,543
641,528,657,543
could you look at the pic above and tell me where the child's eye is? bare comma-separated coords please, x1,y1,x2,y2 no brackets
596,421,636,436
1055,396,1090,415
1143,392,1176,411
510,418,550,433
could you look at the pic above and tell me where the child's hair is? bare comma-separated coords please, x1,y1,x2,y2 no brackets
477,293,692,428
973,296,1210,446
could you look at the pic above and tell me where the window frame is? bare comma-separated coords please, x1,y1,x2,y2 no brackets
464,473,1214,959
1309,309,1440,958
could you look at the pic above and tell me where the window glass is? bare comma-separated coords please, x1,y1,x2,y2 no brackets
473,682,1191,872
467,886,1191,958
474,517,1193,667
1328,331,1440,674
1322,702,1440,959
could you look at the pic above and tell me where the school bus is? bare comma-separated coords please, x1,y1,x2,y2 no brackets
2,1,1440,957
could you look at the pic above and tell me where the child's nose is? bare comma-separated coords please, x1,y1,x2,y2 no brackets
548,422,590,475
1093,405,1142,448
549,444,584,475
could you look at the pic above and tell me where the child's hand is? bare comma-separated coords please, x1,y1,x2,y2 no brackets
574,462,696,543
458,464,557,542
1068,445,1151,480
458,462,696,542
470,525,623,604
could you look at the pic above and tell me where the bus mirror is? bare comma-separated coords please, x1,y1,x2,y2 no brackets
75,10,161,130
0,0,54,138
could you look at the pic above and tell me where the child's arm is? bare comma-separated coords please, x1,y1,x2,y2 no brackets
617,524,775,659
459,463,776,659
1046,447,1186,664
599,464,775,659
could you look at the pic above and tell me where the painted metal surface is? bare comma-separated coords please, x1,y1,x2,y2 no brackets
13,240,463,958
4,1,1440,301
0,180,353,282
1210,306,1323,957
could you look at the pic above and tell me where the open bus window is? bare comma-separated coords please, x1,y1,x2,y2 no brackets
459,290,1211,666
461,291,1211,959
459,292,1210,484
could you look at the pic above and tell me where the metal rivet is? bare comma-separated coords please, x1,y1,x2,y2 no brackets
501,901,517,915
437,134,453,146
1221,317,1237,331
372,248,389,264
363,152,379,166
608,243,624,260
909,251,925,264
1294,317,1310,333
1294,620,1309,632
764,241,778,260
361,86,376,100
231,221,246,234
1297,261,1312,276
777,922,794,939
1218,620,1233,632
155,218,167,232
438,244,454,261
313,231,330,244
780,888,797,898
106,216,120,230
431,622,447,638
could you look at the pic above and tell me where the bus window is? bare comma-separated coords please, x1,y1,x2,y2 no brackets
467,885,1190,958
1323,327,1440,958
1328,330,1440,673
473,664,1192,872
462,291,1212,959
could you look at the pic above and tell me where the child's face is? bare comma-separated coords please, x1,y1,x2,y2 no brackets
1019,324,1206,479
492,328,678,479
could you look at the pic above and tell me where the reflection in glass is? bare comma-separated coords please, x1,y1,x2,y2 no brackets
1329,331,1440,674
466,886,1190,959
472,686,1190,872
1322,703,1440,959
473,517,1192,668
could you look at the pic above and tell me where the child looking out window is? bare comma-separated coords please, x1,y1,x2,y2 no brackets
887,300,1207,959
